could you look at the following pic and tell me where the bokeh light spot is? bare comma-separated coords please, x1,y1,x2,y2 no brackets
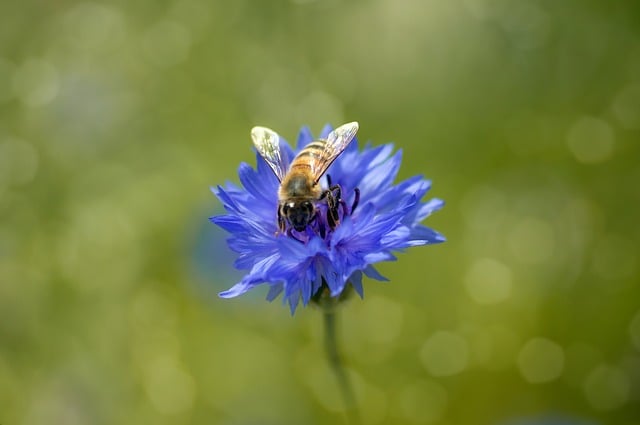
316,63,357,103
420,331,469,376
0,58,15,103
497,0,551,50
397,380,448,424
56,201,140,291
629,310,640,352
562,342,603,388
359,381,388,425
360,296,404,345
63,2,125,50
142,20,192,68
0,138,39,187
507,216,555,264
566,116,614,164
169,1,213,40
12,59,59,106
295,91,344,130
300,359,364,414
462,0,500,20
592,233,637,281
464,258,512,304
298,356,340,412
517,338,565,383
143,355,196,415
460,185,508,231
611,83,640,129
583,364,630,410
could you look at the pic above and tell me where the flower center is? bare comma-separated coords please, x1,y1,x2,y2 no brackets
286,182,360,242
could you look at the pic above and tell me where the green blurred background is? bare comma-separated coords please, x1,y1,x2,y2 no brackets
1,0,639,424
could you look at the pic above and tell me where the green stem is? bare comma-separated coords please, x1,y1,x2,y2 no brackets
323,306,360,425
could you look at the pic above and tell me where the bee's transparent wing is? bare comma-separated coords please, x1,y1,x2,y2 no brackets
309,121,359,183
251,126,288,182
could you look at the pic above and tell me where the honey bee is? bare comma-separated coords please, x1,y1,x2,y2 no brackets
251,121,360,233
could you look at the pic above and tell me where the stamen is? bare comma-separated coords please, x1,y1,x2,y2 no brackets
340,200,349,217
351,188,360,214
304,186,361,238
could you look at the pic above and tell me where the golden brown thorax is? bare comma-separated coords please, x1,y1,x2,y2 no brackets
278,166,322,202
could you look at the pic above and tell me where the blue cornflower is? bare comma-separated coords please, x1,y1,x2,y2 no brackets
211,124,445,313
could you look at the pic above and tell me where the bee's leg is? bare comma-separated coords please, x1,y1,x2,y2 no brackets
327,184,351,218
326,185,342,211
321,184,344,230
327,207,338,230
323,190,340,230
329,184,341,201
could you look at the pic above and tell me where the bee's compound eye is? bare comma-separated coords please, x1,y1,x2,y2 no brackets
303,201,313,211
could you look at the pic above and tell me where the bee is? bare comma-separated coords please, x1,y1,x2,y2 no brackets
251,121,360,233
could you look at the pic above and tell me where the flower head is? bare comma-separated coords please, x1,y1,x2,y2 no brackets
211,124,445,313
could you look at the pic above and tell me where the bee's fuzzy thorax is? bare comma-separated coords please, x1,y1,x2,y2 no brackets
278,173,320,201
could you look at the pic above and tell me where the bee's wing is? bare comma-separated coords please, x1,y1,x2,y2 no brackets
309,121,359,183
251,126,288,182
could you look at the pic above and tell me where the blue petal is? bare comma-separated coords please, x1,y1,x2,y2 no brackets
266,283,284,301
363,265,389,281
296,126,314,150
317,258,345,296
280,138,295,166
255,152,285,187
327,143,396,195
357,149,403,200
210,215,246,233
349,271,364,298
212,185,240,213
415,198,445,222
231,237,279,269
287,292,300,315
364,252,397,263
238,162,277,206
219,275,261,298
345,136,359,153
408,225,447,245
319,124,334,139
365,143,395,168
381,226,411,248
301,277,313,305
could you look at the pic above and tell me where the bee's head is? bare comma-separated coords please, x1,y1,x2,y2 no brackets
283,200,315,232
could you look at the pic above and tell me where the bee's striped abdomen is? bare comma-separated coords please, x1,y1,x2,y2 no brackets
290,140,325,170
